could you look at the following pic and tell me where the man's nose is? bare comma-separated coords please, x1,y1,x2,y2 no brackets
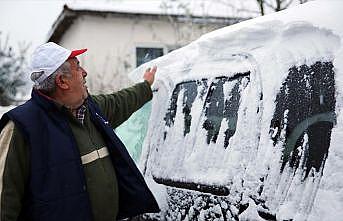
82,67,87,77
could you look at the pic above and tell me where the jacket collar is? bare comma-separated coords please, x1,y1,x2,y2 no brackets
31,89,62,112
31,89,88,115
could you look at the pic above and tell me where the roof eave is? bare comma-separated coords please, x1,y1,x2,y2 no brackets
47,5,77,43
47,5,250,43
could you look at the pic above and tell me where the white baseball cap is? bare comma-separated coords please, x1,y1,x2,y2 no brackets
30,42,87,85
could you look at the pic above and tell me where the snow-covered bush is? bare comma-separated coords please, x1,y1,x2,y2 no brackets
0,32,28,106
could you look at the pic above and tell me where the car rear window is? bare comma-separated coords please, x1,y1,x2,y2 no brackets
152,72,252,195
203,75,249,148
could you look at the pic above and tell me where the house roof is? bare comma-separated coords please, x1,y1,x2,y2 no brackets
65,0,261,18
47,0,260,43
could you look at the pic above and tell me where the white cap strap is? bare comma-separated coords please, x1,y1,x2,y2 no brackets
81,147,109,165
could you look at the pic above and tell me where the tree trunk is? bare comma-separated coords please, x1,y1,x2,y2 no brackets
276,0,281,11
257,0,265,15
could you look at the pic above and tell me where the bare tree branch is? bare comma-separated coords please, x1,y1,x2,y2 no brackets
216,0,237,10
263,0,275,10
258,0,297,14
281,0,294,10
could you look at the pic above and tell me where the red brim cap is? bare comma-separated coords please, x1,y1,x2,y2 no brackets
69,48,87,58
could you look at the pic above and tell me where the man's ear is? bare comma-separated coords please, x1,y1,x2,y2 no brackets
55,74,69,90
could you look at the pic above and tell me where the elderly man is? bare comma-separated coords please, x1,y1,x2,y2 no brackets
0,42,159,221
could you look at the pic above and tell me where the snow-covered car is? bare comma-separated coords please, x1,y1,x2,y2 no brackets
129,1,343,220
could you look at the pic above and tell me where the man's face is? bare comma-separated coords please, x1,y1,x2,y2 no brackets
66,58,88,107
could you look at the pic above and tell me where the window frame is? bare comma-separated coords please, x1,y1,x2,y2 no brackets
134,43,167,67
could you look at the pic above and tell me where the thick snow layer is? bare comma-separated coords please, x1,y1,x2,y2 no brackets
130,1,343,220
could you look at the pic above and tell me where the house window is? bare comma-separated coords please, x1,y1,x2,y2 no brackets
136,47,164,67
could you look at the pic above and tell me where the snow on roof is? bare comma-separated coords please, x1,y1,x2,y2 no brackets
66,0,261,19
48,0,261,44
47,0,306,43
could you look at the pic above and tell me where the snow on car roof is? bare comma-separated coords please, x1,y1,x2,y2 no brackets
130,1,343,104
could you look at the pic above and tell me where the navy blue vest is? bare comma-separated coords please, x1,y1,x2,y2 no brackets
0,90,159,221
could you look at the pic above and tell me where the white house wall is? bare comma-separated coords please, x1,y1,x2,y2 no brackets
59,14,222,94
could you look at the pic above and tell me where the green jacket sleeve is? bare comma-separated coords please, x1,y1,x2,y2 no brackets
0,121,29,221
91,81,153,128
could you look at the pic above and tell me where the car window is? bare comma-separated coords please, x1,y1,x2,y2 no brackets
270,61,336,179
163,79,209,139
116,101,152,162
203,75,250,148
152,72,252,195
